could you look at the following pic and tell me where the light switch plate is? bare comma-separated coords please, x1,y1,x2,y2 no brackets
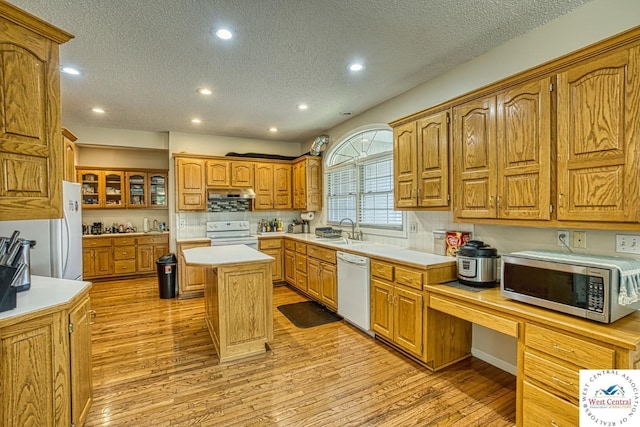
616,234,640,254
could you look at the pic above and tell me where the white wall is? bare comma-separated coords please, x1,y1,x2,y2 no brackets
320,0,640,374
169,131,301,157
72,125,169,150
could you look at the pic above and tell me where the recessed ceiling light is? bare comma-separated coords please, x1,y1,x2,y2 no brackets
197,88,213,95
61,67,80,75
297,104,308,110
268,127,278,132
191,118,202,124
215,29,233,40
92,108,105,114
348,63,365,72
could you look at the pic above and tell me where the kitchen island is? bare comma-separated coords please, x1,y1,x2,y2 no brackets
183,245,274,362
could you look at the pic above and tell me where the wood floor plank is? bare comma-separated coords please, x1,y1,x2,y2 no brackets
85,277,516,426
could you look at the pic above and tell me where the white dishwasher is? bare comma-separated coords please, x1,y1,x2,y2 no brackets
337,251,373,336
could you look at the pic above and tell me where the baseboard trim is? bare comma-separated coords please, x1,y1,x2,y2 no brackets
471,348,517,376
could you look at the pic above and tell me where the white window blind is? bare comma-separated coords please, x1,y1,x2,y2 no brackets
358,157,402,228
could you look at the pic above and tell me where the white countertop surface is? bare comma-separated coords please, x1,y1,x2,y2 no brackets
279,234,454,268
0,276,92,321
183,245,274,267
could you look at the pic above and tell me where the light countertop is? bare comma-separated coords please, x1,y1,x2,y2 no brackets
275,233,454,269
183,245,274,267
0,276,92,322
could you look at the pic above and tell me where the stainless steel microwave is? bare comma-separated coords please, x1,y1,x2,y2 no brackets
501,253,640,323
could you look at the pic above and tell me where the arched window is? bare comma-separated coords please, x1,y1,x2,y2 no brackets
325,126,402,231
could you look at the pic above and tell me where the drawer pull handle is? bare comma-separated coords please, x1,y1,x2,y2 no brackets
552,343,574,353
551,422,558,427
552,376,573,386
89,310,97,325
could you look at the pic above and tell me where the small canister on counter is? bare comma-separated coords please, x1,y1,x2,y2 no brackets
432,229,446,256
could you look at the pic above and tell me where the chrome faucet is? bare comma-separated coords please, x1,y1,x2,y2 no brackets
339,218,358,240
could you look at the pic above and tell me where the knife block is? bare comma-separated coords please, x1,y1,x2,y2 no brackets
0,265,17,313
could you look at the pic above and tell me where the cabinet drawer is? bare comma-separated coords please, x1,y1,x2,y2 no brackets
371,260,393,281
137,235,168,245
114,237,136,246
83,238,112,248
114,260,136,274
114,246,136,260
525,323,614,368
295,272,307,291
395,266,423,290
295,242,307,254
522,380,578,427
284,239,295,250
259,239,282,250
524,351,579,400
307,245,336,264
295,254,307,273
429,295,519,337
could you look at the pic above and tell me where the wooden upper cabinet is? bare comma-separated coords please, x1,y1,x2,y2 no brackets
176,157,206,211
453,77,551,220
293,156,322,211
453,96,497,219
254,163,274,210
206,159,230,187
103,171,125,208
0,4,73,220
394,121,417,208
273,163,292,209
125,172,147,208
149,172,168,208
206,159,254,188
254,162,292,210
496,77,552,220
394,111,450,209
63,128,78,183
557,46,640,222
231,161,254,187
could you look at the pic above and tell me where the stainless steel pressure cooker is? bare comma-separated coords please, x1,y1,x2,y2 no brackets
456,240,500,287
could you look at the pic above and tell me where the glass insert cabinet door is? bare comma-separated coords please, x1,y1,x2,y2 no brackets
79,171,102,207
104,171,124,208
126,173,147,207
149,173,167,207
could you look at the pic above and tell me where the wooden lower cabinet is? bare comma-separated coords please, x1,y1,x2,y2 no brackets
522,381,578,427
370,258,466,369
83,237,113,278
292,242,308,293
83,234,169,279
0,291,92,427
258,238,283,283
306,245,337,310
371,277,423,357
177,240,210,298
284,247,295,284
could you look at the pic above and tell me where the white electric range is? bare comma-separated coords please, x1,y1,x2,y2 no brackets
206,221,258,250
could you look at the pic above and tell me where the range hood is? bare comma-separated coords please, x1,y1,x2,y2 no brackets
207,188,256,199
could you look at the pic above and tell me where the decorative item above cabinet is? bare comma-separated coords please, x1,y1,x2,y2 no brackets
77,167,168,209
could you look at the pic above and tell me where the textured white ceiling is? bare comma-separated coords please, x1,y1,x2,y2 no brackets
11,0,591,143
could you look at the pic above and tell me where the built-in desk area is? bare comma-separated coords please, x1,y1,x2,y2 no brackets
425,283,640,427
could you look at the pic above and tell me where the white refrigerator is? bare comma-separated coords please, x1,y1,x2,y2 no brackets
0,181,83,280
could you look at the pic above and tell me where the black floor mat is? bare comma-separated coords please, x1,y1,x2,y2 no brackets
277,301,342,329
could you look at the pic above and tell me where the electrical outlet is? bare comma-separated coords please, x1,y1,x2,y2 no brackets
409,223,418,233
557,230,569,247
616,234,640,254
573,231,587,249
179,219,186,229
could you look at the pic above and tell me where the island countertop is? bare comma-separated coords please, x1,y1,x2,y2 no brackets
0,275,92,325
183,244,274,267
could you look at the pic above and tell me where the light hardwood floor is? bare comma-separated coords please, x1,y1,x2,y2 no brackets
86,277,516,426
